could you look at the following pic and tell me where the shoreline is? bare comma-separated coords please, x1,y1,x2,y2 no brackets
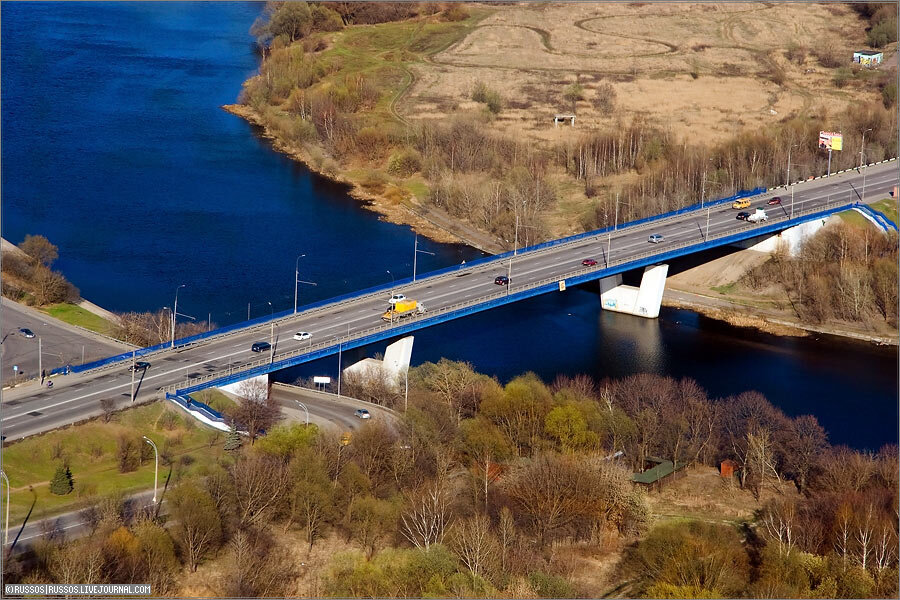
221,104,503,255
662,288,899,346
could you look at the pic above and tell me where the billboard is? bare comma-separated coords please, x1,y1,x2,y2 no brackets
819,131,843,151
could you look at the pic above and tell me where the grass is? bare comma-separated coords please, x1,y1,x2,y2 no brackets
191,389,237,415
40,303,116,336
711,282,737,295
838,208,870,228
870,197,899,225
1,401,230,526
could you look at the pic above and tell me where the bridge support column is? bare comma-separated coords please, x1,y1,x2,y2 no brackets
599,264,669,319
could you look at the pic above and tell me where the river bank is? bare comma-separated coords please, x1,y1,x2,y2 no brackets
221,104,503,254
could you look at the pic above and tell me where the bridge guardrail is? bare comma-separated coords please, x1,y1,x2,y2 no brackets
163,199,855,396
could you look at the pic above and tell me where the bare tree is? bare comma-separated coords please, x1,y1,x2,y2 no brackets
450,513,499,580
231,454,291,527
854,502,876,571
168,482,222,572
761,498,797,556
401,461,453,550
19,234,58,267
231,378,281,444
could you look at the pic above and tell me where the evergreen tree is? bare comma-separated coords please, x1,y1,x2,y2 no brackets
224,425,242,451
49,464,74,495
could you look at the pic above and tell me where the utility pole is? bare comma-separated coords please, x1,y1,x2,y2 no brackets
790,185,795,219
412,234,434,282
404,369,409,412
142,437,158,503
613,193,619,231
826,147,832,177
607,232,612,262
0,470,9,546
337,340,342,398
860,128,872,168
38,337,42,384
81,345,85,366
247,302,250,321
270,322,275,365
131,349,136,402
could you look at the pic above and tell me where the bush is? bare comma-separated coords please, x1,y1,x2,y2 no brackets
472,81,503,114
442,4,468,22
867,18,898,48
784,43,807,64
813,45,843,68
882,81,897,108
832,66,852,88
528,572,577,598
593,82,617,113
387,148,423,177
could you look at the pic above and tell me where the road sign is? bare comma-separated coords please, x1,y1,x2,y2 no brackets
12,366,17,372
313,376,331,384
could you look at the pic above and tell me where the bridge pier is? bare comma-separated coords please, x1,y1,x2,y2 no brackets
599,264,669,319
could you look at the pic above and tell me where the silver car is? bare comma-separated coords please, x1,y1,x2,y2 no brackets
648,234,664,244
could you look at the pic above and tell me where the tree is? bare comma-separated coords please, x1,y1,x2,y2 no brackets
459,417,511,507
563,82,584,113
49,464,74,495
231,454,291,527
230,379,281,444
19,234,58,267
133,519,179,596
449,513,499,580
100,397,116,423
289,449,333,548
349,495,398,558
223,425,242,451
216,528,297,598
168,482,222,572
544,404,596,452
401,466,453,550
784,414,827,493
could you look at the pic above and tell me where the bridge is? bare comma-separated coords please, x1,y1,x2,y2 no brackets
1,160,897,440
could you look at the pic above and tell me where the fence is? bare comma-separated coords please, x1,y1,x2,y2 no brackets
162,199,854,397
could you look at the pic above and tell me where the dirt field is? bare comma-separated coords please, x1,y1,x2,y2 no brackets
404,2,882,145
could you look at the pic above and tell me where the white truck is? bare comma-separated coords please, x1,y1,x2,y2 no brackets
747,208,768,223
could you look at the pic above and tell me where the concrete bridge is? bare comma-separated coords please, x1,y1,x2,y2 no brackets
1,160,896,440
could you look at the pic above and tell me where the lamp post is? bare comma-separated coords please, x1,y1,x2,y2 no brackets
404,368,409,412
38,337,42,384
131,349,136,402
171,284,185,348
295,401,309,426
386,270,395,324
786,143,800,186
412,234,434,282
142,437,158,504
860,128,873,203
294,254,317,314
0,470,9,546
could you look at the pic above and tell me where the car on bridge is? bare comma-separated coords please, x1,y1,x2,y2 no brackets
494,275,509,285
582,258,598,266
767,196,782,206
732,198,751,209
251,341,272,352
129,361,151,371
736,211,750,221
354,409,371,419
19,328,35,338
293,331,311,341
648,234,664,244
388,294,406,305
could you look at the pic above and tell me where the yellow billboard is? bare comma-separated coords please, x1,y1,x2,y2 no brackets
819,131,843,151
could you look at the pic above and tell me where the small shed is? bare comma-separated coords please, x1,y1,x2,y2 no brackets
632,456,686,492
720,459,739,478
853,51,883,67
554,114,576,127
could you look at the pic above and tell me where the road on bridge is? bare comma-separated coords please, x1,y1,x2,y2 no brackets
1,162,896,441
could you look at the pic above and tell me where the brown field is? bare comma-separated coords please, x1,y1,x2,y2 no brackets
403,2,883,145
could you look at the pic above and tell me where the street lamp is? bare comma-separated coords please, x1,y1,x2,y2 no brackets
295,401,309,426
171,284,186,348
860,128,873,203
786,143,800,186
0,470,9,546
294,254,318,314
142,436,158,504
412,234,435,282
386,271,395,323
404,368,409,412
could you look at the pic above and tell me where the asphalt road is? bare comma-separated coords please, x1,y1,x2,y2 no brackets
0,298,127,386
271,382,397,432
1,163,896,441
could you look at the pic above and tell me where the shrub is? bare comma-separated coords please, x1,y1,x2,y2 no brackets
387,148,423,177
785,43,807,64
593,82,616,113
867,18,898,48
472,81,503,114
528,572,577,598
883,81,897,108
442,4,468,21
813,45,843,68
832,66,852,88
355,126,391,158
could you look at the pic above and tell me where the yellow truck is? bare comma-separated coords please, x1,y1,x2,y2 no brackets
382,299,426,321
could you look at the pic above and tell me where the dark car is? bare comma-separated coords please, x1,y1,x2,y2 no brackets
767,196,782,206
736,211,750,221
251,341,272,352
19,328,35,338
494,275,509,286
130,361,151,371
581,258,598,267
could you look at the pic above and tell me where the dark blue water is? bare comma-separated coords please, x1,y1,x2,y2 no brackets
2,3,896,450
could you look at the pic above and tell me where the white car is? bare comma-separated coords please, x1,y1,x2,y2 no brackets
354,409,371,419
648,234,664,244
293,331,311,341
388,294,406,305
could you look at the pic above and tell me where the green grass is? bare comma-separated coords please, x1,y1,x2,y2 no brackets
1,402,230,525
41,303,115,335
838,209,870,228
191,389,237,415
870,197,899,226
402,177,430,200
711,282,737,295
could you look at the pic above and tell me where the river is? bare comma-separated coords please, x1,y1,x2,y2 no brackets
2,2,896,450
